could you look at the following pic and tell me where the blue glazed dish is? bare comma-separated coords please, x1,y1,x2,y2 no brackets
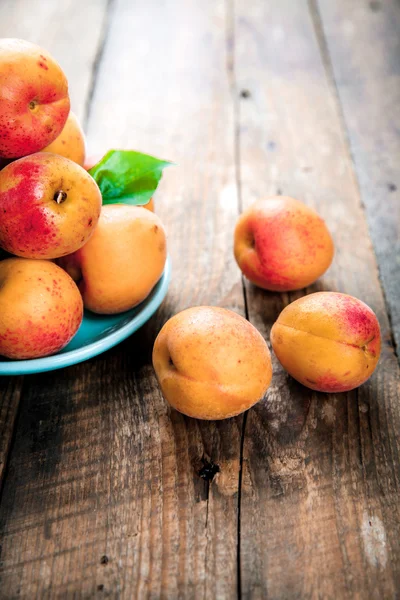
0,256,171,376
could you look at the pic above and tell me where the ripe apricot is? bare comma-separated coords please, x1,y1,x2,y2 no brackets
42,111,86,166
59,204,166,314
234,196,334,291
0,258,83,359
0,39,70,158
271,292,381,392
0,152,102,259
153,306,272,419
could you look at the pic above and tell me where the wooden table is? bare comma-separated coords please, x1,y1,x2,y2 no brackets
0,0,399,598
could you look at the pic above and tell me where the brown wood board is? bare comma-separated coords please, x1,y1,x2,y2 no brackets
316,0,400,354
234,1,400,598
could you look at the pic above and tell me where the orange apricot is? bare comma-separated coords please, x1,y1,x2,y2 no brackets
271,292,381,393
42,111,86,166
0,39,70,158
0,258,83,359
59,204,166,314
153,306,272,419
234,196,334,291
0,153,102,259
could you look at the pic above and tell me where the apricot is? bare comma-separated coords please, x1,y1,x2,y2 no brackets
0,39,70,158
152,306,272,420
271,292,381,393
58,204,166,314
234,196,334,291
0,152,102,259
0,258,83,359
42,111,86,166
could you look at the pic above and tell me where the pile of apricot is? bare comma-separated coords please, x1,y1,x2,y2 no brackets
0,39,167,360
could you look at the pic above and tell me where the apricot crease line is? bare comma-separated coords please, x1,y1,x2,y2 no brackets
276,322,371,351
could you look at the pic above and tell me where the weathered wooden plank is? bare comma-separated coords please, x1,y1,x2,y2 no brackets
0,0,244,597
234,0,400,598
0,0,108,501
315,0,400,355
0,378,23,489
0,0,110,122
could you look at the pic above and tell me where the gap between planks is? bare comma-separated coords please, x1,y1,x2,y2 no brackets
226,0,258,597
82,0,117,130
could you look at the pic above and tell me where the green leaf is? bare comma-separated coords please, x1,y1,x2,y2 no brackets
88,150,174,206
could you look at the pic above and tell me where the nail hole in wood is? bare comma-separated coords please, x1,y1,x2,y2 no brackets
198,456,220,482
247,234,255,249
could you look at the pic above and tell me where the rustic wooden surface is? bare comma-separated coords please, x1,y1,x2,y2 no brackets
316,0,400,354
0,0,399,598
235,1,400,598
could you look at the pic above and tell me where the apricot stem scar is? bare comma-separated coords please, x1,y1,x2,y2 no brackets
54,191,67,204
29,100,37,110
247,234,255,248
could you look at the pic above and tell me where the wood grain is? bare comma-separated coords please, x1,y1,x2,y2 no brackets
0,0,110,122
315,0,400,354
0,378,23,490
234,0,400,597
0,0,244,597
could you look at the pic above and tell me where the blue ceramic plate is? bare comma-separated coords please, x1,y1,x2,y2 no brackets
0,256,171,376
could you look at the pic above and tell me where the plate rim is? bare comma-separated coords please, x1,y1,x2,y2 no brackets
0,256,171,376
